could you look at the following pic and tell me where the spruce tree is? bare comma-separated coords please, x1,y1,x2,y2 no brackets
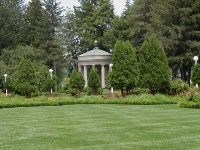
138,34,170,94
22,0,49,48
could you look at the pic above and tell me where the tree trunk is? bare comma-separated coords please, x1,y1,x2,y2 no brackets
53,58,57,92
181,65,187,83
187,64,191,86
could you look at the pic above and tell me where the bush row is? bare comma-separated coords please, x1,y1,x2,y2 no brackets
180,102,200,109
0,94,176,109
171,90,200,109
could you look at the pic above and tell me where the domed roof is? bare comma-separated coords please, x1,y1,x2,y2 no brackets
79,47,112,57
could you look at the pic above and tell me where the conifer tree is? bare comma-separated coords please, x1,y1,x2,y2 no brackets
191,64,200,87
138,34,170,94
69,69,85,95
74,0,114,52
0,0,24,52
22,0,49,48
88,68,100,95
15,59,38,97
150,0,200,84
109,40,138,96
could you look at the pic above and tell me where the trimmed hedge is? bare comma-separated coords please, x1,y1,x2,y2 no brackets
0,94,177,109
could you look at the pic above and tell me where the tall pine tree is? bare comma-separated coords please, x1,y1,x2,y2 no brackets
74,0,115,52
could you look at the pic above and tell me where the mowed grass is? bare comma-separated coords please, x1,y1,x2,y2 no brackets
0,104,200,150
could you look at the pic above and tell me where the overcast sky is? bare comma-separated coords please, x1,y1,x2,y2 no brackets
24,0,126,16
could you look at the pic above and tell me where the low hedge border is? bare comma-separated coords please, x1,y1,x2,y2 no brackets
0,94,177,109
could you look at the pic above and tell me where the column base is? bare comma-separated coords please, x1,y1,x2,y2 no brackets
108,92,116,98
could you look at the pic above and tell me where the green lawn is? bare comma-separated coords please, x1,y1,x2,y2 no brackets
0,104,200,150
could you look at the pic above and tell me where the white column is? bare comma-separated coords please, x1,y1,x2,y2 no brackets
84,65,88,87
78,65,81,72
101,64,105,88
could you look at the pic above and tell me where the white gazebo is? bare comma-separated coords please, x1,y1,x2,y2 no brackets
77,47,112,88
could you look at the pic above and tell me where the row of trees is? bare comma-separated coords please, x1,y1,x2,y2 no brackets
0,0,65,91
109,35,170,95
69,68,101,96
69,35,170,96
63,0,200,86
1,0,200,96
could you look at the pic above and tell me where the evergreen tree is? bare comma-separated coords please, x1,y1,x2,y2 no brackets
109,40,138,96
138,34,170,94
88,68,100,95
150,0,200,85
15,59,38,97
69,69,85,95
43,0,64,66
74,0,115,52
21,0,49,48
191,64,200,87
0,0,24,52
61,9,80,71
121,0,154,49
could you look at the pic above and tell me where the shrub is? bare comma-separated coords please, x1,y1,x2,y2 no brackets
15,59,38,98
191,64,200,86
131,88,150,95
88,68,101,95
168,78,189,95
42,76,54,92
69,69,85,96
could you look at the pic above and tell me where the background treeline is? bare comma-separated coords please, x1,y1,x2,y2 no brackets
0,0,200,94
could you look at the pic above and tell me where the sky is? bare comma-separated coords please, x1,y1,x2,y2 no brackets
24,0,126,16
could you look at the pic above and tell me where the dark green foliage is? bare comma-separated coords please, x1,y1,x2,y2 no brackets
0,0,24,52
3,76,15,93
88,68,101,95
180,101,200,109
131,88,150,95
150,0,200,84
69,69,85,95
109,40,138,95
42,76,54,93
22,0,49,48
121,0,154,49
138,34,170,94
74,0,114,52
0,46,49,91
15,59,38,98
191,64,200,86
169,79,189,95
61,10,79,68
